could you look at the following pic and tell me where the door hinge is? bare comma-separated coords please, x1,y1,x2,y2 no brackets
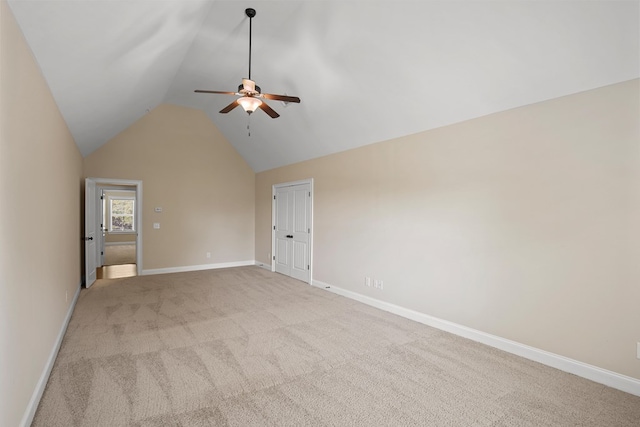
308,228,310,233
101,251,103,256
273,256,275,261
273,225,276,230
274,195,276,200
309,191,311,196
307,265,310,270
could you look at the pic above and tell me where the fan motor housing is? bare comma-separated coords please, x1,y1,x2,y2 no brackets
238,84,261,94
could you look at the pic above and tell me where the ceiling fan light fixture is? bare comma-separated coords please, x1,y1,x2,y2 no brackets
237,96,262,113
194,7,300,119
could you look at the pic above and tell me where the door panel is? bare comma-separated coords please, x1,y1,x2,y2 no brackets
294,189,308,232
275,238,290,275
274,187,292,276
276,193,289,231
293,241,307,270
84,178,97,288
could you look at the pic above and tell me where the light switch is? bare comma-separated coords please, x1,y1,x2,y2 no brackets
154,207,162,213
153,223,160,229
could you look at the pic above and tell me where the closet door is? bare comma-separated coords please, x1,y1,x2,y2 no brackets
274,183,311,282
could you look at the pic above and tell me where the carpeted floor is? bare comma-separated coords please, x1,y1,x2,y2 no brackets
33,267,640,426
103,244,136,266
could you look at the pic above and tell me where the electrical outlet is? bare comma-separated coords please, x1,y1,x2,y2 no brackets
379,280,384,290
365,277,371,287
374,279,383,290
637,342,640,360
206,252,211,259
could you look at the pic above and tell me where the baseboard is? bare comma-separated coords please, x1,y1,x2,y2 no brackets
141,260,256,276
20,281,82,427
312,279,640,397
105,242,135,246
255,261,272,271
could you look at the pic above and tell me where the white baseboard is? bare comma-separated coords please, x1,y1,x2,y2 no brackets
312,279,640,397
105,242,135,246
255,261,272,271
141,260,256,276
21,281,82,427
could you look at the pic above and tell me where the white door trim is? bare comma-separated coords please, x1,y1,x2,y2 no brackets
96,187,104,267
272,178,314,284
88,177,143,276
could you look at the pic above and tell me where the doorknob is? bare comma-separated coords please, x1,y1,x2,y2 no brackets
82,237,93,241
286,235,293,238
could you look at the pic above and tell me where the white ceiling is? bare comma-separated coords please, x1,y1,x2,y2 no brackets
8,1,639,172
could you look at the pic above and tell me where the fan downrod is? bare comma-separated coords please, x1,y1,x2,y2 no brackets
245,8,256,18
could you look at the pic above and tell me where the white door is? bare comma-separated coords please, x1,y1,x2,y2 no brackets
274,183,311,282
84,178,98,288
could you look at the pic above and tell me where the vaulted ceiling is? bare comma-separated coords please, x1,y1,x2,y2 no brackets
8,1,639,172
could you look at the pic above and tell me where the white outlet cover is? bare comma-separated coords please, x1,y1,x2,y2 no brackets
153,222,160,229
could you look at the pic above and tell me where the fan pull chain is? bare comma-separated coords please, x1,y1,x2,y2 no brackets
247,115,251,137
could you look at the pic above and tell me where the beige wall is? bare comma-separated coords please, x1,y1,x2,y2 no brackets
256,79,640,380
84,104,255,270
0,1,83,426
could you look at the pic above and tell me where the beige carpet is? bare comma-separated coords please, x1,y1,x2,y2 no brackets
103,244,136,266
33,267,640,426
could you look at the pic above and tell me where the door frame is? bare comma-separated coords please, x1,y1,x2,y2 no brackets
87,177,143,278
272,178,314,284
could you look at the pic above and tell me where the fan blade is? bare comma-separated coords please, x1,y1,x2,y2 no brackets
195,90,237,95
259,101,280,118
220,100,240,114
262,93,300,103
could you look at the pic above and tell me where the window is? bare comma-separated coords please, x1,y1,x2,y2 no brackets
109,198,135,232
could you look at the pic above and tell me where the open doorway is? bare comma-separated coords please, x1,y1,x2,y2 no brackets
99,187,137,279
85,177,143,287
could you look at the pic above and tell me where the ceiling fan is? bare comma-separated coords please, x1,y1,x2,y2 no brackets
195,8,300,118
